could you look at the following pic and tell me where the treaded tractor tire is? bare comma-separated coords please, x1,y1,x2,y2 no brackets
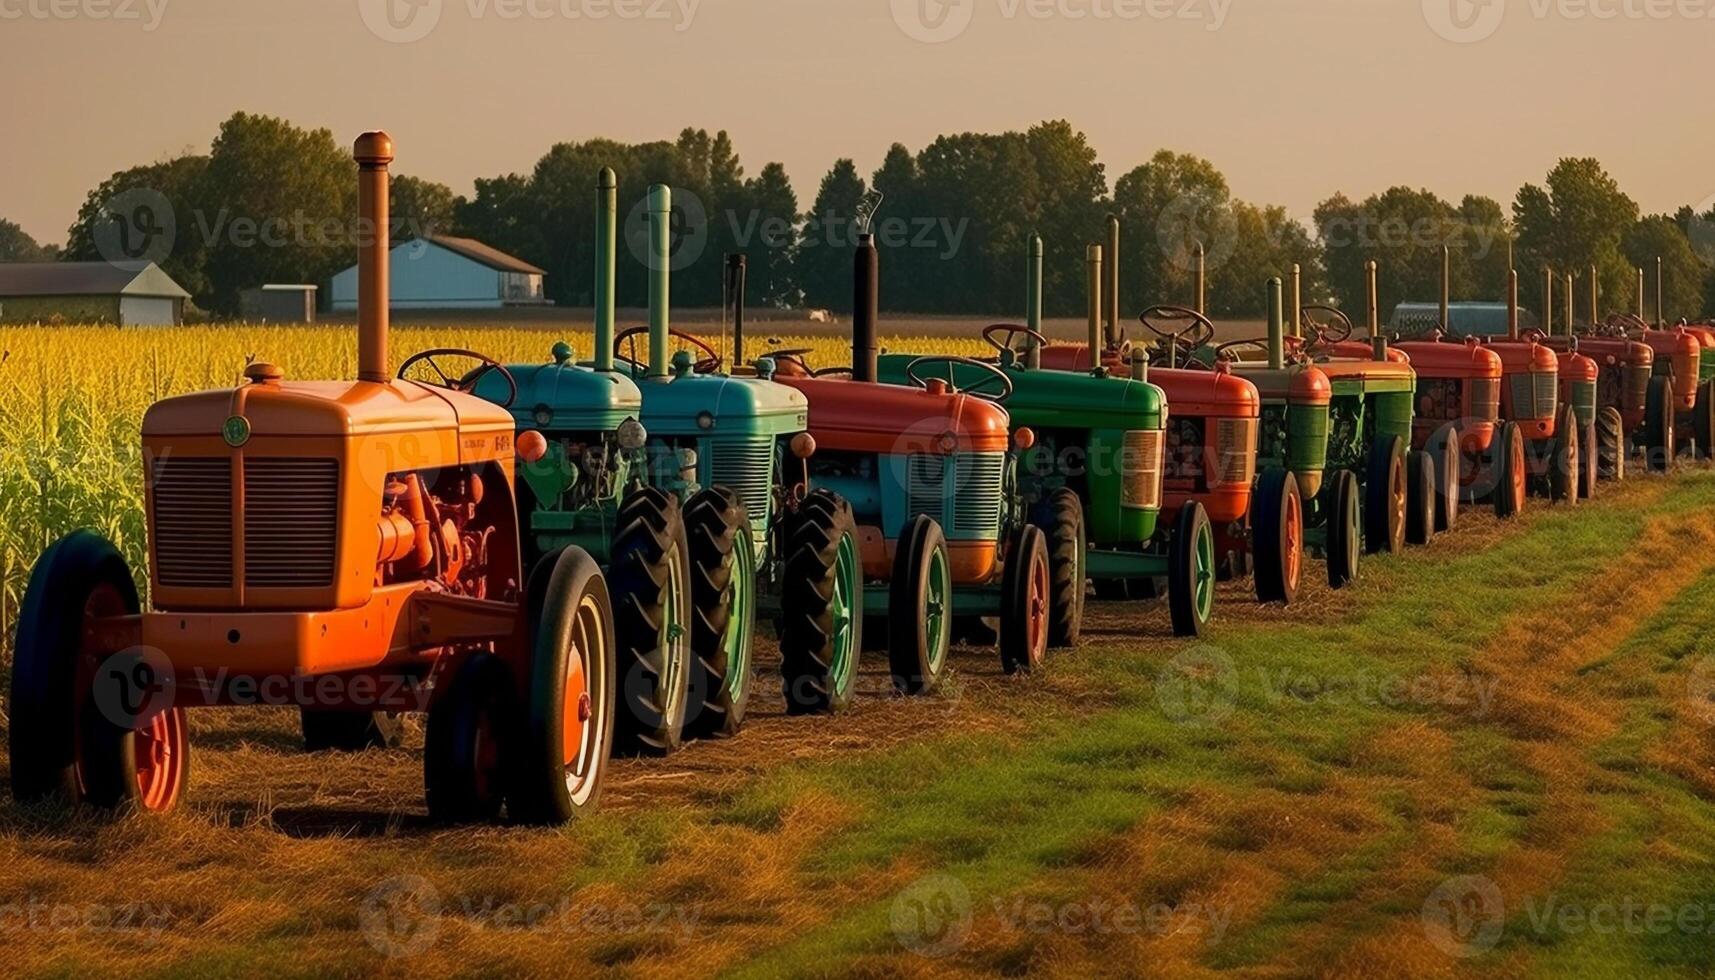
1364,435,1407,555
1577,420,1598,499
1492,421,1526,519
890,514,953,696
1426,422,1460,533
301,709,403,752
779,489,863,714
1168,501,1214,638
999,525,1051,675
1326,470,1361,589
1642,374,1675,473
608,487,692,757
1252,468,1302,605
425,652,515,824
1030,488,1085,649
1406,450,1436,545
1596,407,1625,482
1547,405,1579,504
683,488,754,740
1696,380,1715,460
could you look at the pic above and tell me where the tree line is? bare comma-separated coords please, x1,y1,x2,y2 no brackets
14,111,1715,323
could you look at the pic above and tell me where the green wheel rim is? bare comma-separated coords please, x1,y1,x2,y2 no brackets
926,546,951,673
661,543,687,723
724,533,757,701
1193,522,1215,623
830,532,858,700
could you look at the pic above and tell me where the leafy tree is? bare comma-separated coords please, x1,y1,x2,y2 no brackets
1205,202,1323,319
1112,151,1230,313
63,155,211,299
390,175,457,242
1624,216,1705,322
737,162,799,309
797,159,867,312
1513,158,1637,319
0,219,50,262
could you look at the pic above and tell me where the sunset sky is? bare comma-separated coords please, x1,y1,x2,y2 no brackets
5,0,1713,246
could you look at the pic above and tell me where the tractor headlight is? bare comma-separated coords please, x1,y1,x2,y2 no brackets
677,448,699,472
617,418,648,451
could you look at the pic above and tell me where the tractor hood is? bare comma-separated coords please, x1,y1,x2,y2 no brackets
1145,366,1260,421
1225,362,1332,406
143,376,514,448
874,353,1165,432
1540,336,1653,369
1391,339,1505,379
477,355,643,432
771,374,1012,455
637,373,809,438
1310,358,1417,390
1484,339,1560,374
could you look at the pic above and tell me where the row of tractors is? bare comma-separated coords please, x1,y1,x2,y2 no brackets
10,132,1711,824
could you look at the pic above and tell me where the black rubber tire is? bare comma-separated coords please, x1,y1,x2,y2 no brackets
1326,470,1361,589
1643,375,1675,473
1030,489,1085,649
1547,405,1579,504
1577,420,1598,499
1492,422,1526,519
1696,380,1715,460
1252,468,1301,605
890,515,953,696
1364,435,1407,555
683,488,754,740
508,546,617,826
300,709,403,752
608,486,693,757
1168,501,1214,638
424,653,514,824
1426,423,1460,533
1406,450,1436,545
1596,407,1626,482
779,489,863,715
999,525,1051,675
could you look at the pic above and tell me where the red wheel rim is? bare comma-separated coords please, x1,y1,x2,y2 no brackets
134,708,187,811
1283,490,1303,593
1510,434,1527,511
1027,551,1049,667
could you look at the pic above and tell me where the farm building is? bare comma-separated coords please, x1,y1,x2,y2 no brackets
240,284,318,323
0,261,190,325
328,235,548,311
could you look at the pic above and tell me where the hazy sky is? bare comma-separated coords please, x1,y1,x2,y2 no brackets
4,0,1714,246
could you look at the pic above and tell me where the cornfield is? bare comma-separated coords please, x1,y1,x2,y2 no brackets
0,323,987,677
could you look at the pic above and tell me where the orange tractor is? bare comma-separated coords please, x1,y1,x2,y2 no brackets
8,133,617,825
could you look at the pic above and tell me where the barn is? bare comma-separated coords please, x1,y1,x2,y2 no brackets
0,261,191,326
328,235,548,311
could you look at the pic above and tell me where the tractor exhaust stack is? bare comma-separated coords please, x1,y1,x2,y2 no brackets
1544,267,1554,336
1656,256,1665,327
1365,260,1380,339
1440,245,1451,332
355,131,394,384
1105,214,1122,347
1290,264,1303,340
647,185,672,379
852,233,879,384
1267,277,1285,370
1026,235,1044,369
726,254,747,368
593,168,618,373
1086,244,1104,361
1507,268,1521,340
1590,265,1600,329
1194,242,1207,316
1564,271,1574,335
1636,267,1646,320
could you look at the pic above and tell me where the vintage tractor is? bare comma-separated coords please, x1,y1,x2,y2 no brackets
766,231,1054,687
9,133,618,825
1534,267,1653,485
1613,308,1710,464
875,234,1217,634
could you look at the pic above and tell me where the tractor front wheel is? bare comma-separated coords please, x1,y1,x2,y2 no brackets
999,525,1051,675
1642,375,1675,473
1031,489,1085,648
1406,450,1436,545
779,490,862,714
1326,470,1361,589
1426,422,1460,533
10,531,188,813
608,487,693,756
1578,419,1598,499
1695,380,1715,460
1492,422,1527,519
1596,407,1626,482
889,515,953,695
425,652,514,824
1364,435,1407,555
1252,468,1302,605
684,488,755,740
1167,502,1215,637
1546,405,1580,504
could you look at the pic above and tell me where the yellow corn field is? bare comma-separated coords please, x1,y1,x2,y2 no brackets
0,323,987,663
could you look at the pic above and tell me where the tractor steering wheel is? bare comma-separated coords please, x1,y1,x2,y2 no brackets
398,349,518,408
1215,338,1279,363
905,356,1015,403
982,323,1048,360
1300,305,1354,345
1521,327,1548,343
1139,305,1217,349
614,327,724,375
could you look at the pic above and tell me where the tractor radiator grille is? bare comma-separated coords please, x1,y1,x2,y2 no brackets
1510,371,1558,420
150,457,233,589
705,438,774,527
244,458,339,589
1214,418,1258,488
905,455,946,526
951,452,1005,536
1570,381,1598,426
1122,430,1164,510
1622,364,1651,414
1466,378,1501,423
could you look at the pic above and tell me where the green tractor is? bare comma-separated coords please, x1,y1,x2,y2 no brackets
875,234,1217,636
478,174,861,758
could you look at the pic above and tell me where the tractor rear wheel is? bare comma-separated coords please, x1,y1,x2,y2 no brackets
1492,422,1527,519
1596,407,1626,482
683,488,755,740
1030,489,1085,648
1695,380,1715,459
425,652,514,824
889,515,953,695
1252,468,1302,605
508,546,617,825
1167,502,1215,637
999,525,1051,675
1426,423,1460,533
608,487,693,756
1406,450,1436,545
1364,435,1407,555
10,531,188,813
1547,405,1580,504
779,490,862,714
1642,375,1675,473
1577,420,1598,499
1326,470,1361,589
300,709,403,752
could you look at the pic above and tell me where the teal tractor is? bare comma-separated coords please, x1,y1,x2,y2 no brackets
479,173,860,759
876,235,1216,637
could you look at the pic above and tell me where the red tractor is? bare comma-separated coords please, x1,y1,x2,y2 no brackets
8,133,618,824
1613,311,1710,465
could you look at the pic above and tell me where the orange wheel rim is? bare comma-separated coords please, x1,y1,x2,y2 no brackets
1511,436,1527,509
134,707,186,811
561,640,590,769
1027,552,1049,666
1284,491,1303,593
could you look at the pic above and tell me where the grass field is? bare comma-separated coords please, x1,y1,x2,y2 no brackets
1,324,1713,977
